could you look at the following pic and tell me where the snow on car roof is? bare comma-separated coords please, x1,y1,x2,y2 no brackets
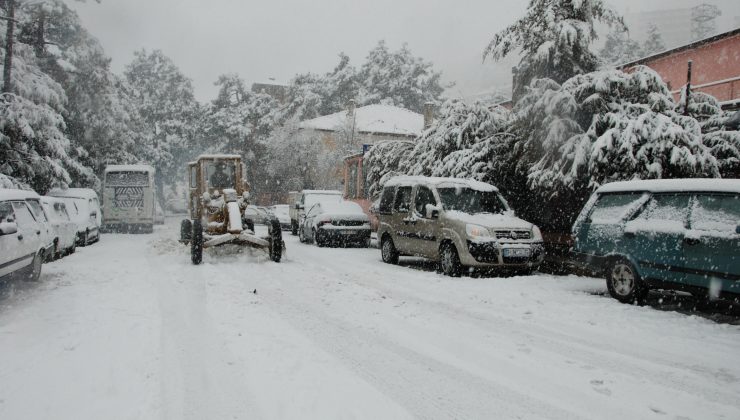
196,154,241,160
318,200,364,214
384,176,498,192
596,179,740,194
104,164,155,173
302,190,342,195
299,104,424,137
0,188,40,201
48,188,99,199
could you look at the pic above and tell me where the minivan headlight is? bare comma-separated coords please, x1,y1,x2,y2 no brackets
532,225,543,241
466,224,491,239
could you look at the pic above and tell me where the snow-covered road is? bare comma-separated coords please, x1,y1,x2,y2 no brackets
1,218,739,420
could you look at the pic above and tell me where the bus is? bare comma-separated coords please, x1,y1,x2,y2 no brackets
102,165,157,233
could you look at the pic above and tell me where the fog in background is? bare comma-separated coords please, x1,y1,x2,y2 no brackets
70,0,740,103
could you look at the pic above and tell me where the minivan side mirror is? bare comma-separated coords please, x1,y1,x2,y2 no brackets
425,204,441,219
0,222,18,236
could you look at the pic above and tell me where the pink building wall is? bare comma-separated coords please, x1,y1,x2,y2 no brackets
627,32,740,104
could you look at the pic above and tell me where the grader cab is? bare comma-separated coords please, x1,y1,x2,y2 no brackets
180,155,283,264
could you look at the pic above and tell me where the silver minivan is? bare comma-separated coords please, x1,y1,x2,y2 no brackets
375,176,544,276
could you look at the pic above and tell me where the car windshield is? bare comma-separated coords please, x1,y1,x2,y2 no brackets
305,194,341,208
437,187,508,215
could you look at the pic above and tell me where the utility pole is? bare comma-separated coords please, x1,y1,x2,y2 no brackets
2,0,16,94
684,60,693,116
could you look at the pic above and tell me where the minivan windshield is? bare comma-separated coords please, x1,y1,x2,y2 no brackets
437,187,508,215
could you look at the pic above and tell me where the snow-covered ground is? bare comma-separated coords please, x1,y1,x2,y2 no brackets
1,217,739,420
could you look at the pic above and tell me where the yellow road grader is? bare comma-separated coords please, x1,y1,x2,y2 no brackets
179,155,283,264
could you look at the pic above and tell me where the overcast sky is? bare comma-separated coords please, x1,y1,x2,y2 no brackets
69,0,740,103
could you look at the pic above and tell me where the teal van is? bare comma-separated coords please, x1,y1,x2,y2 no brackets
571,179,740,303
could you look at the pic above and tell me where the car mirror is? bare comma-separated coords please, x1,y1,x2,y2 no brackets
0,222,18,236
425,204,441,219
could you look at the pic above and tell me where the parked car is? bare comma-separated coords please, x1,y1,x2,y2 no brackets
299,200,371,247
48,188,102,246
0,189,49,281
41,197,78,259
289,190,343,235
376,176,544,276
571,179,740,303
270,204,291,230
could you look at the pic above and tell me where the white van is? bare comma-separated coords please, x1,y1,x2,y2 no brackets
48,188,102,246
41,196,78,259
289,190,342,235
0,189,49,281
102,165,157,233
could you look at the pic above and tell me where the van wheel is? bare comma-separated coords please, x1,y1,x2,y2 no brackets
191,219,203,265
52,239,61,261
25,251,43,282
381,235,399,265
607,259,648,304
440,243,462,277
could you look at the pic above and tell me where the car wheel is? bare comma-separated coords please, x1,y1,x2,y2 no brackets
380,235,399,265
298,225,307,243
291,220,298,236
191,219,203,265
440,243,462,277
53,239,62,261
313,229,324,247
606,259,648,304
25,251,43,282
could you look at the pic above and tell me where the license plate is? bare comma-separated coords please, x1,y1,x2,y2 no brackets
341,230,355,235
503,248,530,257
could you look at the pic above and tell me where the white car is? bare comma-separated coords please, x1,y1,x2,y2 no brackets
270,204,291,230
299,200,371,247
0,189,49,281
48,188,102,246
41,196,78,259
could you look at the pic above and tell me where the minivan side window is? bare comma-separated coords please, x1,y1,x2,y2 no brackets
27,200,48,223
691,194,740,233
378,187,395,214
634,194,691,228
0,201,14,222
393,186,413,213
11,201,37,228
588,193,646,224
414,186,437,217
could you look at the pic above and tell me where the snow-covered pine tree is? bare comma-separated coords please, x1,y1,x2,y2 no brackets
363,140,415,200
0,18,92,193
356,41,446,113
400,99,510,178
599,28,643,67
642,23,666,56
123,49,201,201
484,0,625,101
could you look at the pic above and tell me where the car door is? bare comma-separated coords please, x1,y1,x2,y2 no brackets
10,201,40,264
683,193,740,296
576,192,649,258
304,203,321,238
405,185,440,258
624,193,692,286
0,201,24,277
26,199,53,252
391,185,414,253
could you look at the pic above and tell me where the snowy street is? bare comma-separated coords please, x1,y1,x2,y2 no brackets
0,218,739,420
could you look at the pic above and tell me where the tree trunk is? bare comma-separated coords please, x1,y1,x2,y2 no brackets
3,0,15,93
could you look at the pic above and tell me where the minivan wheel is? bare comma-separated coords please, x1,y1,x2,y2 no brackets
25,251,43,282
440,243,462,277
381,235,399,265
607,259,648,304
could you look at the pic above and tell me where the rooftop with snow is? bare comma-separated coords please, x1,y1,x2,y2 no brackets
298,104,424,137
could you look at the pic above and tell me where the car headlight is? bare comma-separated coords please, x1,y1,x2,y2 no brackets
466,224,491,239
532,225,543,241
